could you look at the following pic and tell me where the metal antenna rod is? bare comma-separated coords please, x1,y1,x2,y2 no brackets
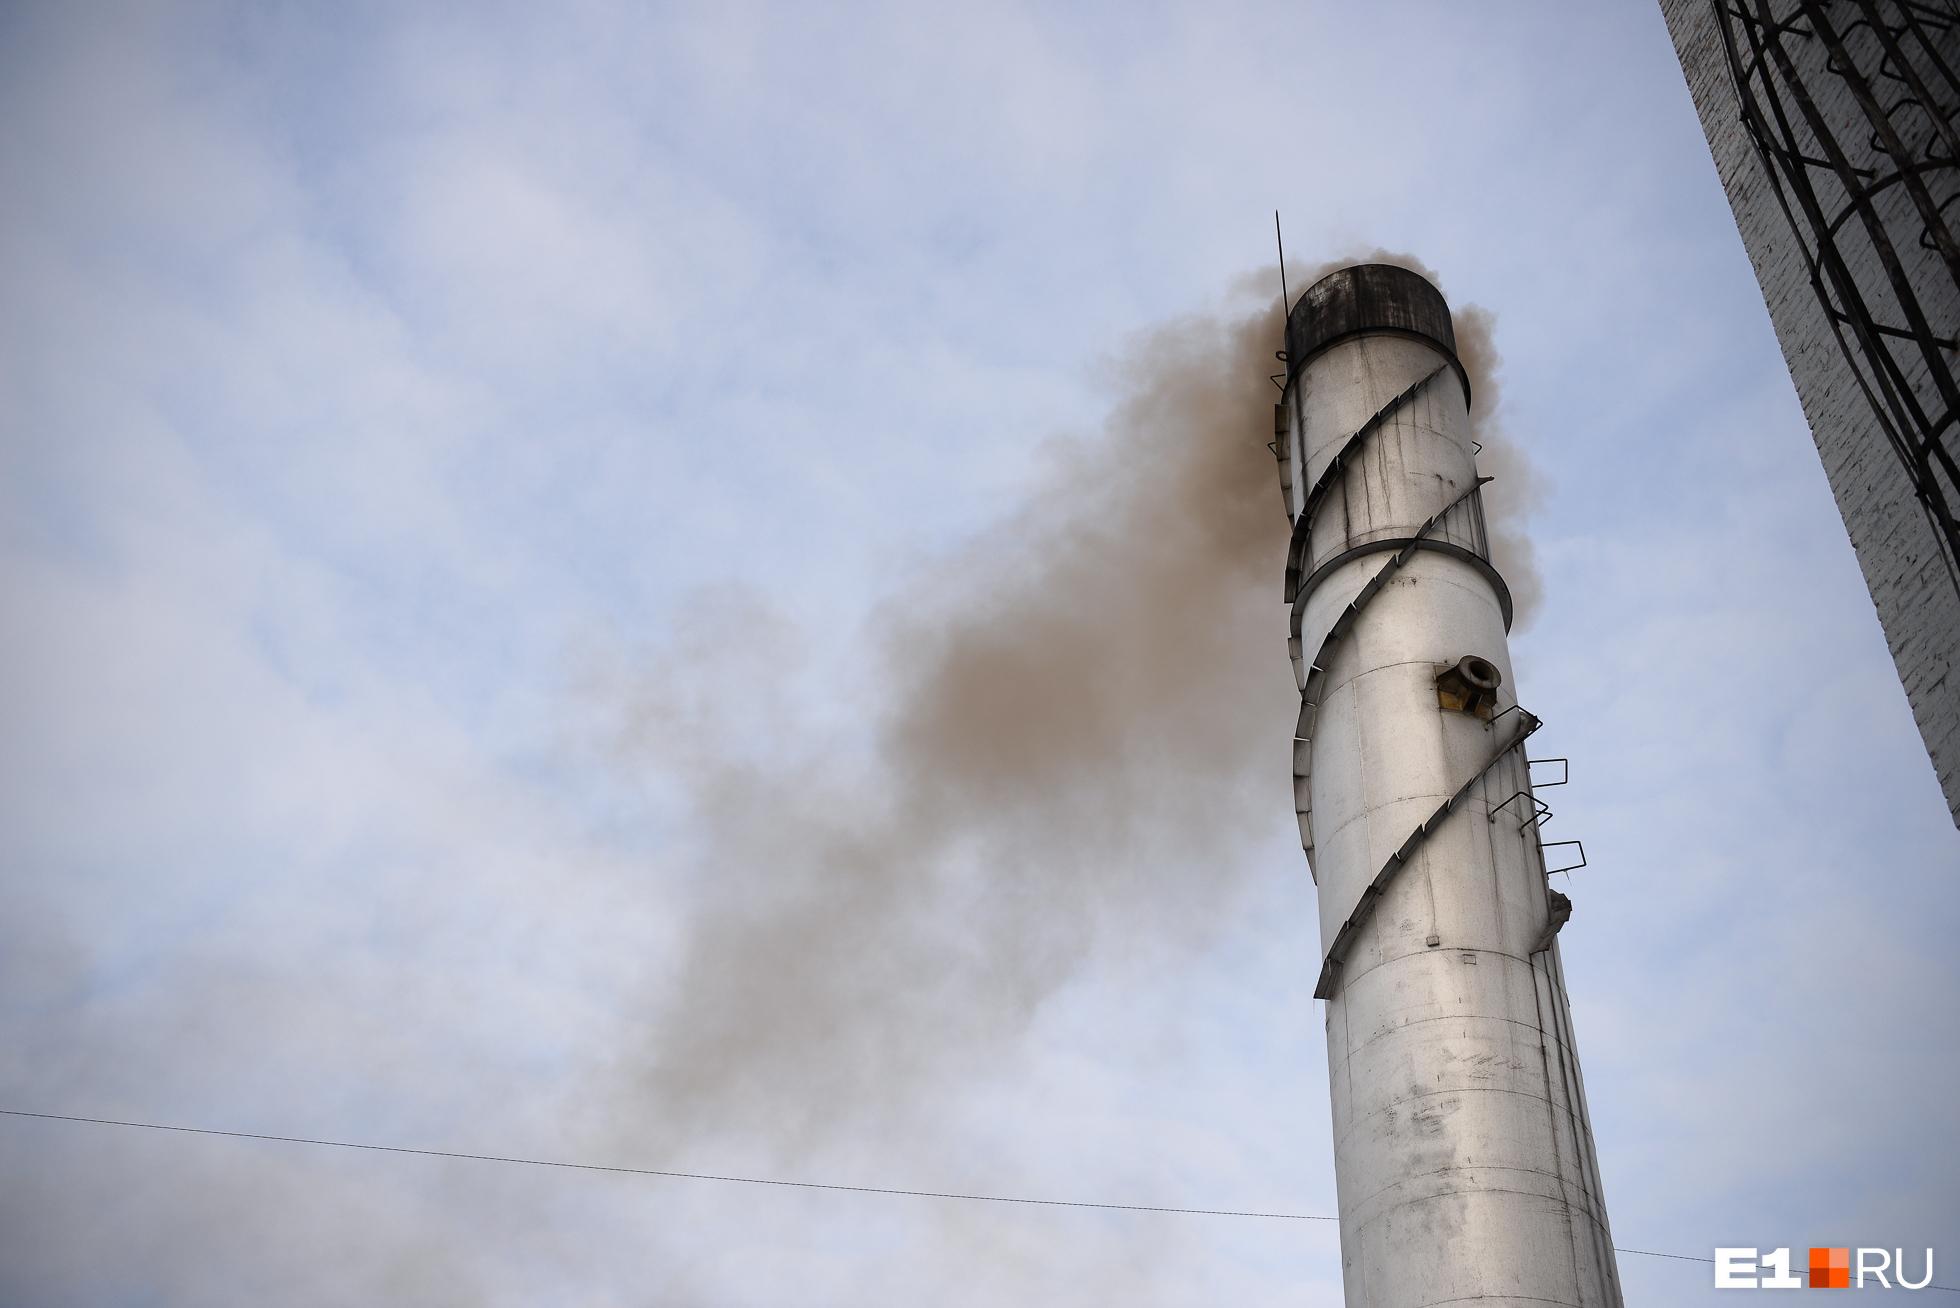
1275,210,1290,315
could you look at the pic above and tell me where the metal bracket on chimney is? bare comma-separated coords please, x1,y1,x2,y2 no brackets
1541,840,1587,877
1529,888,1573,955
1527,757,1569,788
1490,789,1554,831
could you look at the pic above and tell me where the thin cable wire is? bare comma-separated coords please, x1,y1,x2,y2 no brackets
6,1106,1954,1291
1613,1248,1716,1265
0,1108,1327,1222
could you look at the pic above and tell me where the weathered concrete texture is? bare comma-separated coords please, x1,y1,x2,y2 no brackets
1280,265,1623,1307
1660,0,1960,827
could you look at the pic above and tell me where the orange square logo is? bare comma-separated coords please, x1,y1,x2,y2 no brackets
1809,1247,1850,1289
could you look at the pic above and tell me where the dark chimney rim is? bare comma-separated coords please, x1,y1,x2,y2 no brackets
1283,263,1472,408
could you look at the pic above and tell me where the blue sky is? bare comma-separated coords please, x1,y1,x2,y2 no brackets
2,3,1955,1305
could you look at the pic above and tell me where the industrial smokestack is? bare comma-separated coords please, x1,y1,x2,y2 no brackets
1275,265,1622,1306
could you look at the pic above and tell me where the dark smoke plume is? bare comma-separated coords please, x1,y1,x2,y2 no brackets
1450,304,1544,628
601,262,1532,1147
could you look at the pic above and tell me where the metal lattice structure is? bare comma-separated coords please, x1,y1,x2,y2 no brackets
1713,0,1960,598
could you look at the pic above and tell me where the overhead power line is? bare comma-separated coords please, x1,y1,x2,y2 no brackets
0,1108,1326,1222
5,1107,1954,1292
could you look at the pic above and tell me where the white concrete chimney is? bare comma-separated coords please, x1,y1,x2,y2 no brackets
1275,264,1622,1307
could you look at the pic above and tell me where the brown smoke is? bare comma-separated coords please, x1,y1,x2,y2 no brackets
1449,304,1545,628
600,263,1531,1148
